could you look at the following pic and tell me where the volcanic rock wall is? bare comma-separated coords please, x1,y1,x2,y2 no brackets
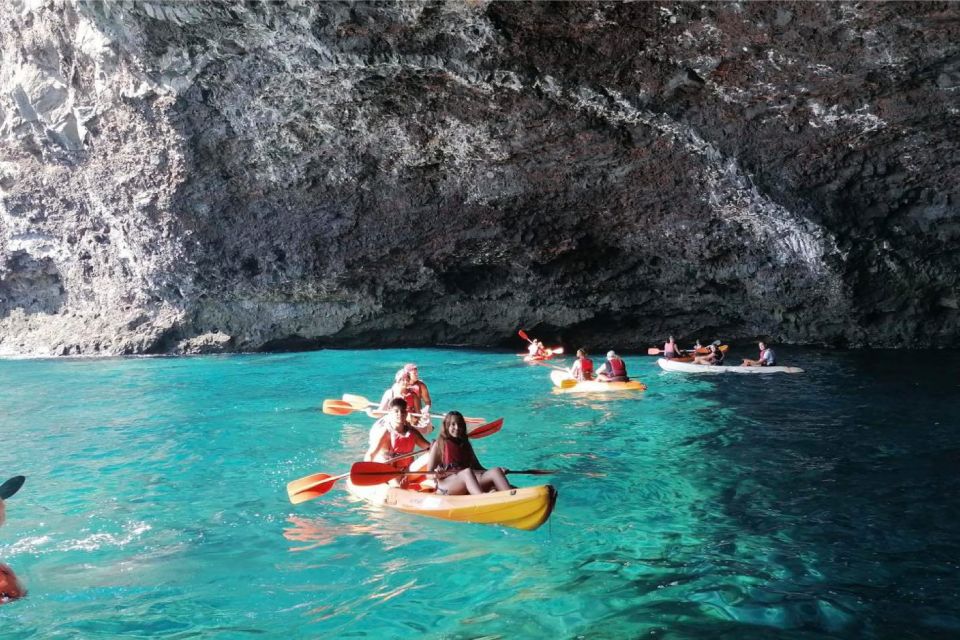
0,0,957,355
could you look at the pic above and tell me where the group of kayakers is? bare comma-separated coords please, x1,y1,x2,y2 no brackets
363,364,510,496
661,335,777,367
568,349,630,382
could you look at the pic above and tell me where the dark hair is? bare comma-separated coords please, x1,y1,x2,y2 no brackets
389,397,407,412
439,411,469,445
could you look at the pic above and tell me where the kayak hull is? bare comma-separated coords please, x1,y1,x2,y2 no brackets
345,481,557,531
550,370,647,393
656,358,804,374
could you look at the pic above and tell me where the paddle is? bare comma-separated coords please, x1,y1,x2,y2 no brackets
323,394,486,424
286,418,505,503
649,345,728,355
518,329,533,343
339,394,485,424
349,461,556,487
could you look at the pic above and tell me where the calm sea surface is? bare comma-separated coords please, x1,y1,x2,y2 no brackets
1,348,958,639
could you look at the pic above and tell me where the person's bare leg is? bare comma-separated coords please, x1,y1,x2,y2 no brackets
479,468,511,492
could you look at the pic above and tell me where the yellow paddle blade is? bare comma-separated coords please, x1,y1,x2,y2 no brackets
341,393,373,410
559,378,578,389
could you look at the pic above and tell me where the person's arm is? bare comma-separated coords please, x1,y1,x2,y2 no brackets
418,382,432,406
424,440,440,472
413,431,432,451
377,388,393,411
364,426,388,462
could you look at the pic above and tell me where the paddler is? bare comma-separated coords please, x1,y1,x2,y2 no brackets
693,343,724,366
400,363,432,408
597,350,630,382
423,412,511,495
0,475,26,605
663,335,683,359
377,369,426,415
742,341,776,367
364,400,432,487
569,348,594,381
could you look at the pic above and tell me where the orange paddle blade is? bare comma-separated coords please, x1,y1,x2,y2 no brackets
647,347,662,355
559,378,578,389
286,472,342,504
321,399,354,415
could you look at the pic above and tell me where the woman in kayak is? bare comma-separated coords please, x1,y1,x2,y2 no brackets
597,350,629,382
568,348,594,381
663,336,684,359
693,343,724,366
400,363,432,408
424,412,511,495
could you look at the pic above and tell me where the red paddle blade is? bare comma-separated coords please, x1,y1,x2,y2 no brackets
467,418,503,439
350,461,402,486
322,400,354,416
518,329,530,342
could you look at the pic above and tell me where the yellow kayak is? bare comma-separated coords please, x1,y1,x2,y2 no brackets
344,481,557,531
550,370,647,393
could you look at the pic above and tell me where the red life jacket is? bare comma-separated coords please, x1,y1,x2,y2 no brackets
606,357,626,378
389,429,418,469
577,357,594,380
401,386,420,413
438,439,470,472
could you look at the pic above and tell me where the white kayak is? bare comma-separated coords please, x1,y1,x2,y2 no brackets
656,358,804,374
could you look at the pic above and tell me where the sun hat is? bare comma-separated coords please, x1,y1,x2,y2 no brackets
0,476,24,500
403,363,418,372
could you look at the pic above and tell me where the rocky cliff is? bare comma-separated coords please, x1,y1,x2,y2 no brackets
1,0,957,356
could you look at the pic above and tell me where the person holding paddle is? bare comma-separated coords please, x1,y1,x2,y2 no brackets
423,412,511,496
365,399,432,487
569,348,594,381
663,336,684,359
377,369,425,415
400,363,431,408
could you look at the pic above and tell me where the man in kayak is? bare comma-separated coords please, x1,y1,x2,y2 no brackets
597,350,629,382
568,348,594,381
663,336,684,359
742,341,776,367
693,344,725,366
424,411,511,495
365,400,432,486
0,475,26,605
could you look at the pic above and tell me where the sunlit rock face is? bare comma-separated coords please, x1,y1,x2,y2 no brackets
0,1,957,355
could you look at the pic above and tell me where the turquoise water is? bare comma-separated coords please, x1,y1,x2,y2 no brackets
1,348,959,638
